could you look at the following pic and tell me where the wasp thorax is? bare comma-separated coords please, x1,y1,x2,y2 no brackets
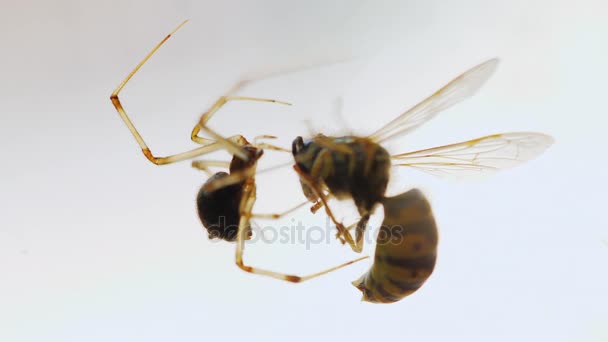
292,135,391,216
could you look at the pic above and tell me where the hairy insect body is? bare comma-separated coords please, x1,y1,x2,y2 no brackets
353,189,438,303
293,135,391,242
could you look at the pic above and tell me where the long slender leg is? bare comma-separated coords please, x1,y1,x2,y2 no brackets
353,213,371,252
248,200,310,219
297,145,367,252
190,95,291,147
235,182,368,283
187,85,294,160
190,95,291,161
292,165,363,253
190,60,357,150
253,135,291,153
310,193,331,213
201,160,293,193
307,191,367,251
187,78,291,160
253,135,278,144
191,160,231,176
255,143,290,153
331,216,370,249
110,20,250,165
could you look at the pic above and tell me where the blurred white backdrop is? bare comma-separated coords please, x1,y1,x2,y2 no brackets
1,0,607,341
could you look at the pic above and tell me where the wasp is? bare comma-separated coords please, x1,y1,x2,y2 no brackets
288,58,553,302
291,58,554,253
110,20,367,283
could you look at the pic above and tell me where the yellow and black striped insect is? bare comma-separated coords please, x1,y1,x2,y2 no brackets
291,58,553,254
110,20,367,284
352,188,437,303
290,58,553,302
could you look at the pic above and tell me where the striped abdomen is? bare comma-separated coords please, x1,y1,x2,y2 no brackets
352,189,438,303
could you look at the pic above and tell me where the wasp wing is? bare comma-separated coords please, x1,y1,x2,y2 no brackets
391,132,554,179
368,58,499,143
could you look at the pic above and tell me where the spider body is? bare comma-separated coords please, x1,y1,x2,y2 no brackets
197,145,262,241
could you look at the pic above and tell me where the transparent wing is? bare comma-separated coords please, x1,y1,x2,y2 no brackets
368,58,500,143
391,132,554,179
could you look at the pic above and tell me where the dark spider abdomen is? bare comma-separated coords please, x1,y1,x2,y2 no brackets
196,172,250,241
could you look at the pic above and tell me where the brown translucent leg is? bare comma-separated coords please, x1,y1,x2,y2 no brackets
352,214,370,253
191,57,356,148
191,160,231,176
190,95,291,160
308,150,361,251
188,57,356,158
331,217,369,250
249,200,310,219
235,182,368,283
201,160,293,193
253,135,291,153
293,164,363,253
190,96,292,160
253,135,278,143
299,145,366,252
255,143,290,153
329,213,367,253
110,20,250,165
191,94,291,145
310,194,330,213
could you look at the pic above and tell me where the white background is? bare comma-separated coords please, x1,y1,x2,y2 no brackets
1,0,607,341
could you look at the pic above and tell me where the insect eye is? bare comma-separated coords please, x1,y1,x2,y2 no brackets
292,136,305,155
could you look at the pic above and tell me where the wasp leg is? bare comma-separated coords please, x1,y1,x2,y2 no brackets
328,214,370,253
332,215,371,251
235,181,368,283
305,146,366,252
293,163,363,253
352,213,370,252
310,194,370,250
308,149,365,253
310,194,330,213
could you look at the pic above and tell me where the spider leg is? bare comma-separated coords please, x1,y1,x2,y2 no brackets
234,181,368,282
